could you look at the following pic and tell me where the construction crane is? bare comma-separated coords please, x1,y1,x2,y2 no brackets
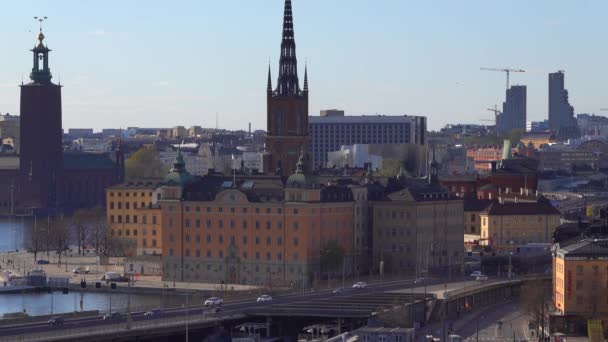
480,67,525,89
487,105,501,117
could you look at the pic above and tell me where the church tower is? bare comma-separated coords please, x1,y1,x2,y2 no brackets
19,29,64,209
264,0,309,176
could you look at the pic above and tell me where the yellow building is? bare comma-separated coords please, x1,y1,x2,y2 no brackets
106,181,162,256
554,239,608,329
463,199,493,244
521,132,556,149
479,201,560,248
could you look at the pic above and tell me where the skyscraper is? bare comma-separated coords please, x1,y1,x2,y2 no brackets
548,71,578,140
264,0,309,176
497,85,526,134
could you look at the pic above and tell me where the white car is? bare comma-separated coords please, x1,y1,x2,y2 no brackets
72,266,90,274
256,294,273,303
476,275,489,281
204,297,223,307
352,281,367,289
469,271,482,277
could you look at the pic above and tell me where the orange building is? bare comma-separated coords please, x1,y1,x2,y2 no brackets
159,152,353,287
521,132,556,149
554,239,608,332
106,181,162,256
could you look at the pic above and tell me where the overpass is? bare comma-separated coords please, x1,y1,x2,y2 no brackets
0,277,548,341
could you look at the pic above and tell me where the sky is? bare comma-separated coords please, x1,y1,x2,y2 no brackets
0,0,606,132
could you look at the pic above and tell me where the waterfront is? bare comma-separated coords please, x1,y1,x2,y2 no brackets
0,218,28,252
0,290,190,317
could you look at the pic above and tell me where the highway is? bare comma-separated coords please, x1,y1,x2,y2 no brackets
0,278,423,339
456,301,531,342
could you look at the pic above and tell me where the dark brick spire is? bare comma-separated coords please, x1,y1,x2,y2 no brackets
276,0,300,95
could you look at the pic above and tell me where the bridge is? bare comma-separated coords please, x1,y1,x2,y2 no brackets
0,277,548,341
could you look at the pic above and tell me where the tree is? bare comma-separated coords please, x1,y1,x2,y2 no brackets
520,279,552,338
381,159,403,178
48,216,69,267
70,209,92,255
26,218,44,261
320,241,345,277
125,148,168,180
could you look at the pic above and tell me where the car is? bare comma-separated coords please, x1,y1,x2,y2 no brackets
352,281,367,289
36,259,50,265
332,287,344,294
256,294,273,303
72,266,90,274
476,275,488,281
204,297,224,307
48,317,64,325
102,312,122,320
469,271,482,277
144,309,161,317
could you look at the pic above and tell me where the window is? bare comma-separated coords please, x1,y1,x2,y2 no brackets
266,208,271,214
219,220,223,228
277,253,282,260
110,215,115,223
277,237,283,245
152,216,157,224
243,221,247,229
133,229,138,236
169,248,174,256
255,236,260,245
294,209,299,214
185,249,190,257
125,215,130,223
577,265,584,275
243,236,248,244
219,235,224,244
266,237,271,246
196,250,201,257
206,220,211,228
143,216,147,224
110,202,114,210
219,250,224,258
255,221,260,230
118,202,122,209
133,202,138,209
195,206,200,212
206,235,211,243
195,219,201,228
243,252,248,259
293,237,299,246
185,219,190,228
230,220,235,229
152,229,157,236
230,236,235,244
266,252,271,260
195,235,201,243
293,222,299,230
293,252,299,261
169,234,174,242
266,221,271,230
126,202,130,210
255,252,260,260
243,208,248,213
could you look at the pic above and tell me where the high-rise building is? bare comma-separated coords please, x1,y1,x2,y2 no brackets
309,112,426,169
549,71,578,140
264,0,309,176
497,85,526,134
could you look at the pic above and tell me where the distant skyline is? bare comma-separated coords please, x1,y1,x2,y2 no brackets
0,0,607,132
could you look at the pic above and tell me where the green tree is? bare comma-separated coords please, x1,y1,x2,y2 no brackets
125,148,168,180
320,240,345,275
381,159,403,178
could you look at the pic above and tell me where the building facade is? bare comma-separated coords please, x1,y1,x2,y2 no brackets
264,0,309,176
479,201,560,248
554,239,608,331
310,114,427,169
106,182,162,256
549,71,578,140
497,85,526,134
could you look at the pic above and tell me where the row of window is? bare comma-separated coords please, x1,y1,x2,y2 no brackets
110,215,158,224
169,248,298,261
170,233,300,246
109,202,152,210
179,206,349,214
110,228,157,238
109,191,152,198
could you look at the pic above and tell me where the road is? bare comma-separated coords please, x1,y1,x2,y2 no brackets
456,301,532,342
0,278,421,339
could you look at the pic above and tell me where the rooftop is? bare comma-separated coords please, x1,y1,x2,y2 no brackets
558,238,608,258
485,201,560,216
309,115,421,124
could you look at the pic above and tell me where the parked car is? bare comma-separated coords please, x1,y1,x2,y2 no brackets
144,309,161,318
102,312,122,320
476,275,489,281
36,260,50,265
469,271,482,277
204,297,224,307
48,317,64,325
352,281,367,289
332,287,344,294
256,294,273,303
72,266,90,274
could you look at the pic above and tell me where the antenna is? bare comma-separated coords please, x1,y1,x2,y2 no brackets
216,112,218,130
33,16,48,32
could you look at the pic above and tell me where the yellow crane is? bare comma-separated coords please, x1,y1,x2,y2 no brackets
480,67,525,89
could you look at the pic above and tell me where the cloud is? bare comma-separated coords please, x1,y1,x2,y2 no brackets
88,29,105,36
152,81,170,87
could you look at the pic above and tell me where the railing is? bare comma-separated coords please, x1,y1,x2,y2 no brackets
0,311,247,342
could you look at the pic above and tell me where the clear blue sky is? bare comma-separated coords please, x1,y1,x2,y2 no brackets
0,0,606,131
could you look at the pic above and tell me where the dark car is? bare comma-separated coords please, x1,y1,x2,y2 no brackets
332,287,344,294
36,260,50,265
48,317,64,325
144,309,161,318
102,312,122,320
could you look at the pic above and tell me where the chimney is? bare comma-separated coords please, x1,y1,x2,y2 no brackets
489,192,492,200
514,196,518,203
506,187,510,194
520,188,524,196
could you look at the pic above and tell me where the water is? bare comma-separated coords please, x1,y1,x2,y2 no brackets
0,218,28,252
0,290,189,317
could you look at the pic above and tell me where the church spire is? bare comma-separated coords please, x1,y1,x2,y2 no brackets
267,62,272,92
276,0,300,96
303,62,308,92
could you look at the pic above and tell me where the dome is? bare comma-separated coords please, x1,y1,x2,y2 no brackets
285,146,317,189
163,148,194,186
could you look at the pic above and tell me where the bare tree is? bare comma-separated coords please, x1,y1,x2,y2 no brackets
26,217,44,261
89,207,108,255
520,279,552,338
48,216,69,267
70,209,91,255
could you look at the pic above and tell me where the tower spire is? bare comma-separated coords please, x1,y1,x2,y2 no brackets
30,16,52,84
267,62,272,92
276,0,300,95
303,62,308,92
